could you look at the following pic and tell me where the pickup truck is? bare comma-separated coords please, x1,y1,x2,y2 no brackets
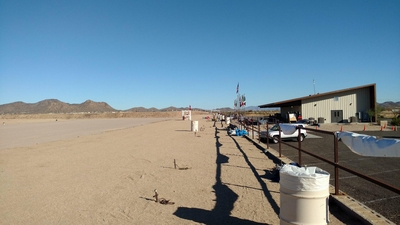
259,123,307,143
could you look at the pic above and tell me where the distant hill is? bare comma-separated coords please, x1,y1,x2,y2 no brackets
379,101,400,109
0,100,205,114
0,99,398,114
0,99,116,114
125,107,151,112
125,106,204,112
214,106,279,112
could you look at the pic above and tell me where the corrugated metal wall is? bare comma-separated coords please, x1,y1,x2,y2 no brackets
300,87,372,123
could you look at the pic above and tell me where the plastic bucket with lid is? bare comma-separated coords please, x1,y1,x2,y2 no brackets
191,121,198,132
279,165,330,225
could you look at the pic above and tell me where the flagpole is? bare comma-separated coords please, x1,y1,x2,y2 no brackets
236,82,239,117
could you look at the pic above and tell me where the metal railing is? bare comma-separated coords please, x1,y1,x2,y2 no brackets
236,120,400,196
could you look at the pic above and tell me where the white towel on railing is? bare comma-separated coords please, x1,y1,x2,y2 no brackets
337,131,400,157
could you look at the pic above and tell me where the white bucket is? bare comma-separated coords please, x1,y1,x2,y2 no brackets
279,165,330,225
191,121,198,132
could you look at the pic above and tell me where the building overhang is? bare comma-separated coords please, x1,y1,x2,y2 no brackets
258,99,302,108
258,83,376,109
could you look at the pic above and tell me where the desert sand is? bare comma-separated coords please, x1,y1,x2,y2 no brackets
0,114,360,224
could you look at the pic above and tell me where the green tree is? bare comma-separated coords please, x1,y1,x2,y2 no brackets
391,109,400,126
366,109,374,125
376,105,384,116
366,106,384,125
391,117,400,126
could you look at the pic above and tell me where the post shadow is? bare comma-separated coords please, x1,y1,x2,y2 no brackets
229,135,281,216
174,128,269,225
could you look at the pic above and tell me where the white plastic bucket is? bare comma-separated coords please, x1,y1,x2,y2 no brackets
191,121,198,132
279,165,330,225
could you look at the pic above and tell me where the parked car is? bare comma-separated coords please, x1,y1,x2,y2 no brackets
259,119,268,125
259,123,307,143
296,119,310,124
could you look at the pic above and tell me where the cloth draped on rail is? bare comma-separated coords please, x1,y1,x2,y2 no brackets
336,131,400,157
280,124,298,134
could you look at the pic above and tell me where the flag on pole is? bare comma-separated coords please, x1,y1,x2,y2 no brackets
236,83,239,94
239,94,246,107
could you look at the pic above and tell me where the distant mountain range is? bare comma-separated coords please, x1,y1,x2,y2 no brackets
0,99,115,114
0,99,205,114
0,99,399,114
379,101,400,109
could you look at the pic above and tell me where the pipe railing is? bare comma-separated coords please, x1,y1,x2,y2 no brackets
236,119,400,196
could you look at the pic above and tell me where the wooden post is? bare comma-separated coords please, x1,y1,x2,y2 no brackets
154,189,159,202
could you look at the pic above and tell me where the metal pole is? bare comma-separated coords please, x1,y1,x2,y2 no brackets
313,79,316,95
279,124,282,157
334,133,339,195
298,127,302,166
252,122,254,139
266,123,269,149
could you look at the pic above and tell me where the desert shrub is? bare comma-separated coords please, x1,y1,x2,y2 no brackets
390,117,400,126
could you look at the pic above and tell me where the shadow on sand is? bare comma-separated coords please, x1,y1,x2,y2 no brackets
174,128,272,225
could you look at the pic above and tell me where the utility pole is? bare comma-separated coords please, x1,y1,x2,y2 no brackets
313,79,316,95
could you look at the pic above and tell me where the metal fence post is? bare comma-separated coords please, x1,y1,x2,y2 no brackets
278,123,282,157
298,127,302,166
266,123,269,149
334,133,339,195
252,123,254,139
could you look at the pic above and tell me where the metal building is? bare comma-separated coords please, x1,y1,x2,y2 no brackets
258,83,377,124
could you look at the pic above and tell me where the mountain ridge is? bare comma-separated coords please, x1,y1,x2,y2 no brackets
0,99,399,114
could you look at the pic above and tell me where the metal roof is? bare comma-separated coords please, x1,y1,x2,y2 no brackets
258,83,376,108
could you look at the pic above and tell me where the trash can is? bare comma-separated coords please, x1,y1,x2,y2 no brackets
226,117,231,125
350,116,357,123
318,117,325,124
191,121,198,132
279,165,330,225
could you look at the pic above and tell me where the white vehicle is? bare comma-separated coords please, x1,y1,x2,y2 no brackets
259,123,307,143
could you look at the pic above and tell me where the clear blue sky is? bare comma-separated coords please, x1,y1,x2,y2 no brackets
1,0,399,110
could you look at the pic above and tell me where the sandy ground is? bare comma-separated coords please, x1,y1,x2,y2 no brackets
0,118,170,150
0,115,367,224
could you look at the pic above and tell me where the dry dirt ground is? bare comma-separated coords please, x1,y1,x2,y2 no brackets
0,113,361,225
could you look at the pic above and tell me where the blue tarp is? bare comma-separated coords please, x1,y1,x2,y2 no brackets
235,129,248,136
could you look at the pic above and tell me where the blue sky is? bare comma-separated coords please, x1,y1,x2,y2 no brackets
1,0,399,110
